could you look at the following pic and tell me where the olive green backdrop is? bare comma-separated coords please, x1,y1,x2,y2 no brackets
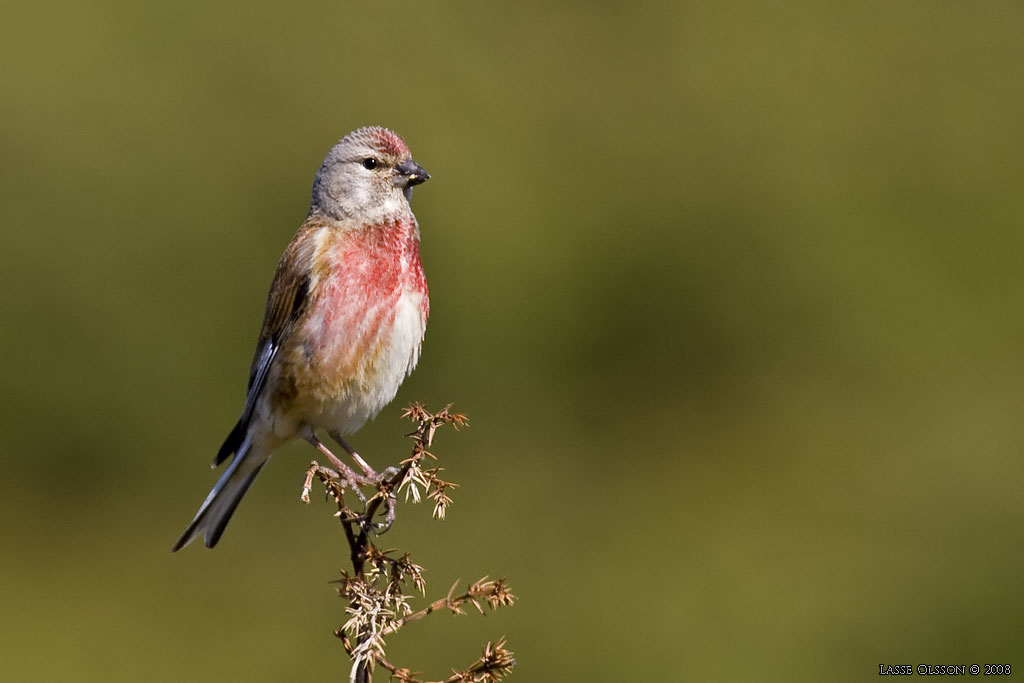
2,1,1022,681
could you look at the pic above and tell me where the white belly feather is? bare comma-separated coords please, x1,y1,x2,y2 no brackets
314,289,426,435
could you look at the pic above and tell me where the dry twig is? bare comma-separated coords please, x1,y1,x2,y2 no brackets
302,404,515,683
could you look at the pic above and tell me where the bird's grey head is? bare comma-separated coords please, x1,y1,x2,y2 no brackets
309,126,429,222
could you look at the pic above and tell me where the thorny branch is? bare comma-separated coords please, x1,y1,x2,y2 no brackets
376,638,516,683
382,577,515,636
302,404,516,683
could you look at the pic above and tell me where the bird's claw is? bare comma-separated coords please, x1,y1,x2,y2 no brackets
378,466,401,482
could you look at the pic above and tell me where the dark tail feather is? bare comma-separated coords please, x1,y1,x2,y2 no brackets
173,439,267,552
214,418,246,467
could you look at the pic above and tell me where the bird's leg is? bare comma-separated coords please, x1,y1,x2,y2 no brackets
328,430,407,535
328,430,380,479
301,428,371,494
377,495,398,535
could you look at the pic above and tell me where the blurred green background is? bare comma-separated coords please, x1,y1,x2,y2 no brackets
2,1,1023,680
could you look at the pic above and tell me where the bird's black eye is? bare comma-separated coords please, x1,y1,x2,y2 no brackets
361,158,379,170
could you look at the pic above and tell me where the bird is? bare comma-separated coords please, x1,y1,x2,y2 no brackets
173,126,431,551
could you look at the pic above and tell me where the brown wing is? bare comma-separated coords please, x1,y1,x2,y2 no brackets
214,220,324,465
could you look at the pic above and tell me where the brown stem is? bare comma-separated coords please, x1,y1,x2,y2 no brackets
313,406,483,683
383,589,469,635
346,456,418,681
384,597,449,635
352,461,413,573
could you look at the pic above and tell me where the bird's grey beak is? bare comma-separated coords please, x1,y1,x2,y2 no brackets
395,159,430,188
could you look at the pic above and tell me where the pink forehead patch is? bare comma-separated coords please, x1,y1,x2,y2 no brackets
371,128,410,158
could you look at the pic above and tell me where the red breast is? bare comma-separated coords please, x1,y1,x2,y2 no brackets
289,218,428,405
